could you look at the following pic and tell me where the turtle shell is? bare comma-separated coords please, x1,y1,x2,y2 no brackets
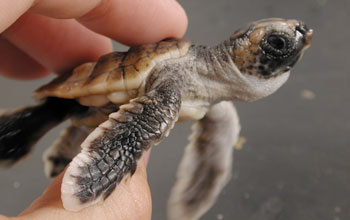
34,39,191,106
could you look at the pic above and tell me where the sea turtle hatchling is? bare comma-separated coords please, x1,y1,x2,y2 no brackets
0,18,312,219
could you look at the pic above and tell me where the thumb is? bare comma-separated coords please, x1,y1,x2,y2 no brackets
16,150,152,220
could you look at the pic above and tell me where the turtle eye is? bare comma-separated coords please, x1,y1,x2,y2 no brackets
261,33,293,59
267,35,286,50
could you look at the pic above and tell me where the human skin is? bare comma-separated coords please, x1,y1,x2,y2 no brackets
0,0,188,219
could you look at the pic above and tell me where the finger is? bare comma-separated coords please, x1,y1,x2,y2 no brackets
0,0,101,33
3,13,113,74
30,0,100,19
31,0,188,45
0,37,49,80
18,152,152,220
1,0,186,75
0,0,32,33
1,0,187,45
0,214,10,220
76,0,188,45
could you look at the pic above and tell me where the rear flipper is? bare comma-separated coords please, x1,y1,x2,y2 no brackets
168,101,241,220
43,125,92,178
0,98,88,166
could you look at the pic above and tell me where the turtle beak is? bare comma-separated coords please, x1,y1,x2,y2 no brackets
304,29,313,48
296,22,313,49
286,23,313,69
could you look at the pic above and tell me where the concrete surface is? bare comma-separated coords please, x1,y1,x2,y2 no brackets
0,0,349,219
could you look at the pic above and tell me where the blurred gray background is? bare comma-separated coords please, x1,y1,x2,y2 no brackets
1,0,349,219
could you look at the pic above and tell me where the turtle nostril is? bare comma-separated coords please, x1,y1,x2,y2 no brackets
296,23,313,46
296,25,307,35
295,21,313,44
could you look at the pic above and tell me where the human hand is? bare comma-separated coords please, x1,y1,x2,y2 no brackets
0,0,187,219
0,0,187,79
1,151,152,220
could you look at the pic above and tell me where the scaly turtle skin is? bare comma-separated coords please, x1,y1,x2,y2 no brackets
0,18,312,219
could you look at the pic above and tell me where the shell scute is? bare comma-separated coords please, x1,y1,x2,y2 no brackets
106,68,125,92
91,52,125,78
34,39,192,101
84,52,126,95
34,62,95,99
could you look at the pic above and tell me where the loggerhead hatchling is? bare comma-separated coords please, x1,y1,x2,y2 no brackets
0,18,312,219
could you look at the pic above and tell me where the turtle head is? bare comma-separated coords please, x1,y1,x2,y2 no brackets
219,18,313,101
229,18,312,77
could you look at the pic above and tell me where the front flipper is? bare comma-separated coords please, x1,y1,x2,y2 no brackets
168,101,240,220
61,79,181,211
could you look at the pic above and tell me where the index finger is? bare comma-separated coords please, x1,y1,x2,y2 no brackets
1,0,188,45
